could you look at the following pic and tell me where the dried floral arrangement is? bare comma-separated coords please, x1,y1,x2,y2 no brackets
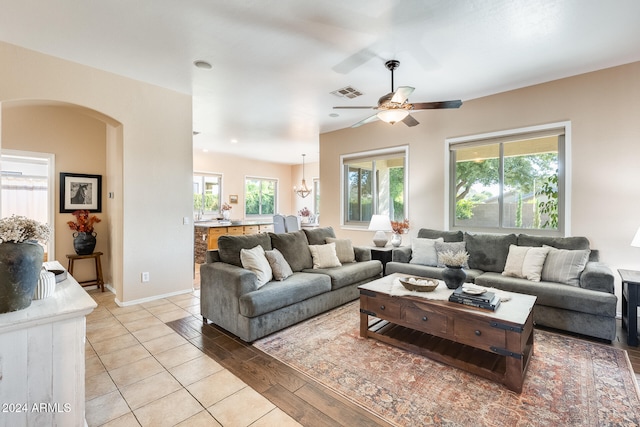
438,250,470,267
0,215,51,243
221,203,233,211
298,207,311,217
67,210,101,233
391,219,410,234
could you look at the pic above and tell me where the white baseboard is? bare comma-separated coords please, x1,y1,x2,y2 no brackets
114,287,194,307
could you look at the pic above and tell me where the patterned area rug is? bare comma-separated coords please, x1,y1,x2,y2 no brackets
254,301,640,426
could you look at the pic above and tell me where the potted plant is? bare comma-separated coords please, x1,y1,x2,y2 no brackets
0,215,51,313
67,210,101,255
390,219,410,247
438,249,470,289
298,207,312,223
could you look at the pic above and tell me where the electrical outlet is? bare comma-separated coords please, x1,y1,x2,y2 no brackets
141,272,150,283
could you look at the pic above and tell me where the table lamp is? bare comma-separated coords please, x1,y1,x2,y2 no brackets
368,215,392,247
632,226,640,248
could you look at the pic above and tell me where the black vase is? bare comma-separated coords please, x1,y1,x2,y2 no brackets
442,265,466,289
0,241,44,313
73,232,97,255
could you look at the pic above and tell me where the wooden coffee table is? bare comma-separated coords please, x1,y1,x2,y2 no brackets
359,273,536,393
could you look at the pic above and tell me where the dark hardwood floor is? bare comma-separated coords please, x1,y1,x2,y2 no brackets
167,314,639,427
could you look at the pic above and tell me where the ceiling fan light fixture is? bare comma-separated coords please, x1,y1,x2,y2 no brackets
377,109,409,125
294,154,312,198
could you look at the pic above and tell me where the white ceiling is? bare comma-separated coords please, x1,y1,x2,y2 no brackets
2,0,640,164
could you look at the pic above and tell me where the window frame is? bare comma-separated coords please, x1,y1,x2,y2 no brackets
244,175,278,218
444,122,571,236
340,146,409,229
193,172,223,216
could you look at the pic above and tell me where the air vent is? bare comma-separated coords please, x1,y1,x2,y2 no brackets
331,86,363,99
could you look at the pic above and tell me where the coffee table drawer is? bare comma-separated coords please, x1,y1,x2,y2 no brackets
454,318,506,350
361,295,401,321
405,306,448,335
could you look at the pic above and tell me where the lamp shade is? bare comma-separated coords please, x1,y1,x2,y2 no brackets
632,226,640,248
368,214,392,231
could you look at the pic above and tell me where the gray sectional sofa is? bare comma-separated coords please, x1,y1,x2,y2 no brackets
386,228,617,341
200,227,382,342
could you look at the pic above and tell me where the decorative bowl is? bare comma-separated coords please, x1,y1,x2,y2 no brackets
399,276,439,292
47,269,67,283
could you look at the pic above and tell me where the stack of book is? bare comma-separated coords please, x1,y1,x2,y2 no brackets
449,287,501,311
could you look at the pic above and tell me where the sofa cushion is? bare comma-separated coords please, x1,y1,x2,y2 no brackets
517,234,590,251
541,246,590,286
434,241,468,267
238,272,331,317
304,260,382,290
465,233,517,273
418,228,464,242
303,226,336,245
264,248,293,281
309,242,342,269
325,237,356,264
409,237,443,266
269,230,313,272
218,233,272,267
240,245,272,288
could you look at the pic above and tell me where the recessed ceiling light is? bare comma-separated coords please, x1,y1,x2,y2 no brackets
203,149,209,153
230,139,238,144
193,60,212,69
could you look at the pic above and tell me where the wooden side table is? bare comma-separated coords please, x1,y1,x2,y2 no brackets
66,252,104,292
369,246,397,275
619,269,640,346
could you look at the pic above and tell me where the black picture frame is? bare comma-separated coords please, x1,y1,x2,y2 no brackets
60,172,102,213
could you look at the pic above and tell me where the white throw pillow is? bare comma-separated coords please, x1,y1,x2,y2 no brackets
541,246,590,286
502,245,530,278
521,246,550,282
240,245,272,288
308,242,342,269
325,237,356,264
409,237,444,266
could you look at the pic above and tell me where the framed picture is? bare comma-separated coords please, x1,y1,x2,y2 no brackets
229,194,238,204
60,172,102,213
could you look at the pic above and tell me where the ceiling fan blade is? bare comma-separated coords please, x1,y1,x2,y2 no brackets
351,114,379,128
333,106,376,109
402,114,419,127
411,100,463,110
391,86,415,104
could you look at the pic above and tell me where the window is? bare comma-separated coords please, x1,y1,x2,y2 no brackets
447,123,568,235
341,147,408,226
193,174,222,215
245,177,277,216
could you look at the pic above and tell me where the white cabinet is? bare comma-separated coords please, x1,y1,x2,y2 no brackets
0,261,97,427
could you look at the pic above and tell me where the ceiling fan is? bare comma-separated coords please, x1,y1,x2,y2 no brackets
333,60,462,128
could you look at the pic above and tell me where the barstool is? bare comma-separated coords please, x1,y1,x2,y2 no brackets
66,252,104,292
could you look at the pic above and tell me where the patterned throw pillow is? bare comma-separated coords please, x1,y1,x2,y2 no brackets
540,246,590,286
434,241,468,267
240,245,272,288
308,242,342,269
264,248,294,281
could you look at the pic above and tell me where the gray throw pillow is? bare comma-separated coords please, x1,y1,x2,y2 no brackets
218,233,272,267
303,226,336,245
409,237,443,266
434,241,468,267
325,237,355,263
269,230,313,272
540,245,590,286
264,248,293,281
464,232,517,273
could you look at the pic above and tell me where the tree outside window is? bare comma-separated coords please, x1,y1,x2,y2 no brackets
193,174,221,215
245,177,277,216
450,129,564,234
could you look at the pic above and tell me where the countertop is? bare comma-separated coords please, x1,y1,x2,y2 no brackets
194,220,273,228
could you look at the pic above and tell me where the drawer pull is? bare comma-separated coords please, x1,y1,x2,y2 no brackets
422,316,428,322
475,330,482,336
380,305,385,310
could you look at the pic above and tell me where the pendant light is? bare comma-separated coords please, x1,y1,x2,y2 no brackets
294,154,312,198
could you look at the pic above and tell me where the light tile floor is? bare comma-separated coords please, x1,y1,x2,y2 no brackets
85,287,302,427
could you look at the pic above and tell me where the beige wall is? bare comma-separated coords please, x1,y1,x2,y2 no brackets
1,104,111,284
321,62,640,307
0,41,194,304
193,151,319,218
